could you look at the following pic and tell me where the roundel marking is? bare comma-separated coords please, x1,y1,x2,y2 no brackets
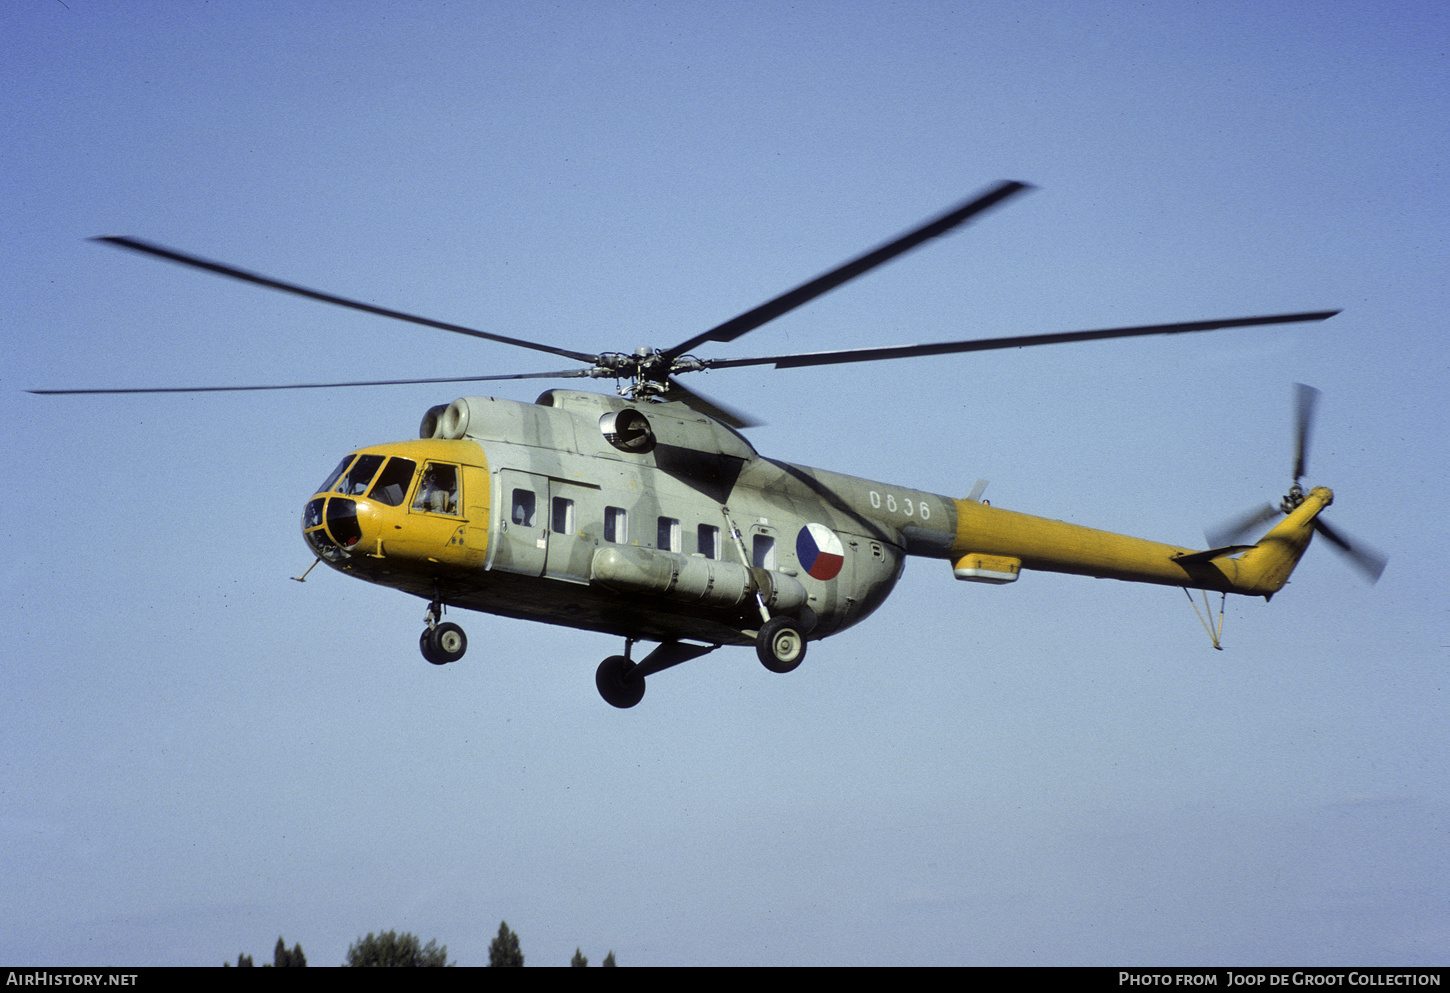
796,523,845,581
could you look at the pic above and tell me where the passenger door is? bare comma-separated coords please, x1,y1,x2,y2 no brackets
492,469,548,576
543,479,598,583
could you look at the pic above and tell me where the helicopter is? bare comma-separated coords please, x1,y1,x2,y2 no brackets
33,180,1385,707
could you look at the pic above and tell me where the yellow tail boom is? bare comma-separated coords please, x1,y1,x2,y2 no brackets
948,486,1332,599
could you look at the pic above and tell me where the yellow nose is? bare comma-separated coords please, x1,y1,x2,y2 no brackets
302,495,382,561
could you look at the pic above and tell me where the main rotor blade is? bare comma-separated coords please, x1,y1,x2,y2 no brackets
1313,518,1387,583
663,180,1032,360
29,368,596,395
1293,382,1321,482
661,376,761,429
702,311,1340,372
93,237,599,364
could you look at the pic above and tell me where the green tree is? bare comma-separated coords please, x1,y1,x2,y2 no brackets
602,950,616,967
571,948,587,967
345,930,450,967
488,920,523,967
273,936,307,967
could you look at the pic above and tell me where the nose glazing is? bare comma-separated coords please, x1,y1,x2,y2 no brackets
302,496,362,561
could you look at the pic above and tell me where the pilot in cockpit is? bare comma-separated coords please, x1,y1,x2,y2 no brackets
414,463,458,515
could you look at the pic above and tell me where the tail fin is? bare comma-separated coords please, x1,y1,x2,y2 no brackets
1218,486,1332,598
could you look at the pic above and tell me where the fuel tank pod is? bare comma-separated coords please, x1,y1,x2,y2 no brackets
590,545,808,614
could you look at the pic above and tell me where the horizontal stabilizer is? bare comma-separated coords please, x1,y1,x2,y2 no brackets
1171,545,1257,565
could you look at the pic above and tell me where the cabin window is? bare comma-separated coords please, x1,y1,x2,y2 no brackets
697,524,719,559
369,457,416,507
338,454,385,496
551,496,575,535
752,534,777,570
317,456,352,495
604,506,628,544
657,516,681,553
412,462,459,515
510,488,536,527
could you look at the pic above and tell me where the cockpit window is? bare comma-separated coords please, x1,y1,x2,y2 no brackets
317,456,352,495
337,454,385,496
303,497,325,530
412,462,459,515
369,457,416,507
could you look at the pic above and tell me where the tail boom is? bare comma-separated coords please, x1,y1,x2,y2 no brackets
947,487,1332,598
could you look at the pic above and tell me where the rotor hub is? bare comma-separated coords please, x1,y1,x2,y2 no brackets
1280,481,1306,514
592,348,710,402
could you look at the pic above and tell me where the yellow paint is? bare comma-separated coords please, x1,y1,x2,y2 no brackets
949,486,1332,598
952,553,1022,583
318,438,490,573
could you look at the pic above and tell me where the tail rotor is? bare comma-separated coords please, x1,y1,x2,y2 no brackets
1206,383,1386,583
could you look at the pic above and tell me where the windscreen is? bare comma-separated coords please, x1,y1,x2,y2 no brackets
369,457,416,507
337,454,385,495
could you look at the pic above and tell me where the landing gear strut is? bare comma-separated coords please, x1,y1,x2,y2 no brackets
594,640,720,708
420,601,467,665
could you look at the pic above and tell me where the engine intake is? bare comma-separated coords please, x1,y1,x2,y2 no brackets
600,408,656,453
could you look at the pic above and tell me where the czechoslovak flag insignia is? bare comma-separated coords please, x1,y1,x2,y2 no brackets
796,523,845,581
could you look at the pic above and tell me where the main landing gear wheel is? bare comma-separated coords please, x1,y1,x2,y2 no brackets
756,617,806,673
420,622,467,665
596,654,646,709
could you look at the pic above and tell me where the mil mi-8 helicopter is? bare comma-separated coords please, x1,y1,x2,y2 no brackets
35,181,1385,707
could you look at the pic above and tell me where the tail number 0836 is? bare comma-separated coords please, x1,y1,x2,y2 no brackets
869,491,930,520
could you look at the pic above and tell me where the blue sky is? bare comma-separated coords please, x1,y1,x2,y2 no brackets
4,0,1447,967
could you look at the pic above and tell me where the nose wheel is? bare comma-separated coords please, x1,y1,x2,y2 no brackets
420,622,467,665
420,601,467,665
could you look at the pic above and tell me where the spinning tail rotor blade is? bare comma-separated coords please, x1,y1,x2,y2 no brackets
1313,518,1388,583
1205,503,1281,549
1293,382,1320,482
1204,383,1388,584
